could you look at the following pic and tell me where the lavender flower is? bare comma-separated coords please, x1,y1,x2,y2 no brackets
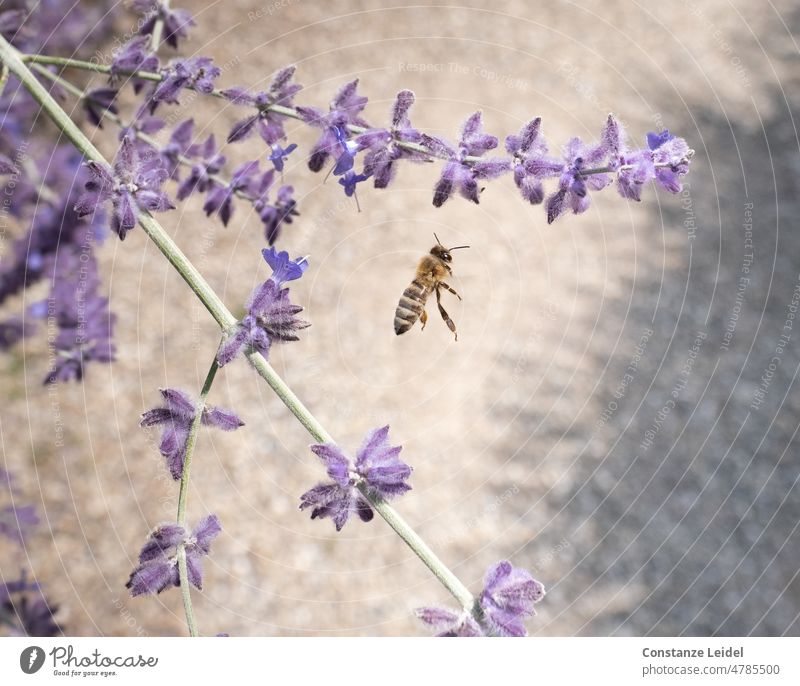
268,142,297,173
0,149,106,307
331,125,360,176
414,607,483,637
217,248,309,365
256,184,299,245
479,560,545,636
0,9,26,38
151,57,220,110
0,575,61,637
505,117,548,204
159,118,195,179
358,89,428,188
0,317,31,349
0,154,17,175
0,505,38,545
300,426,412,531
140,388,244,480
175,134,225,200
202,160,261,226
222,66,302,146
126,515,221,596
82,88,118,128
647,129,692,193
417,560,544,637
423,112,511,207
133,0,195,49
43,248,115,384
338,170,371,210
296,79,369,172
74,137,174,239
118,113,165,147
110,36,159,93
540,135,611,224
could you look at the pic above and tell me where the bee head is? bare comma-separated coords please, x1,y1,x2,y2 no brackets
430,244,452,262
431,234,469,263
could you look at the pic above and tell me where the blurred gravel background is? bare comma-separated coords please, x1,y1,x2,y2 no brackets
2,0,799,636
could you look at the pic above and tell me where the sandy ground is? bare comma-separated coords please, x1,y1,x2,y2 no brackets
2,0,799,636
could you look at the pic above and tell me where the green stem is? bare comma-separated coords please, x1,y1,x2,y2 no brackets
174,354,219,637
1,36,476,613
176,548,196,636
177,357,219,526
149,0,170,53
0,63,8,99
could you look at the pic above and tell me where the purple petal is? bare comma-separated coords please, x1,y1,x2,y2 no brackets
310,443,351,487
201,406,244,431
192,514,222,552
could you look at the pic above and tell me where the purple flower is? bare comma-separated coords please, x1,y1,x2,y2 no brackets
256,185,299,245
296,79,369,172
414,607,483,637
331,125,360,176
74,137,174,239
82,88,118,128
338,170,371,211
150,57,220,110
261,247,309,285
617,148,655,201
176,134,226,200
43,248,115,384
140,388,244,480
0,9,26,38
541,135,612,224
126,515,221,597
110,36,159,94
423,112,511,207
1,148,106,307
159,118,194,179
358,89,428,188
505,117,548,204
268,142,297,173
222,66,302,146
479,560,545,636
417,560,544,637
647,129,692,193
0,505,38,545
300,426,412,531
0,153,17,175
133,0,195,49
119,114,165,147
202,160,261,226
216,249,309,366
0,575,61,637
0,317,32,350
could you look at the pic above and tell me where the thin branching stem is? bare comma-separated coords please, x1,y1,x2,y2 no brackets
149,0,170,53
174,354,219,637
1,35,477,614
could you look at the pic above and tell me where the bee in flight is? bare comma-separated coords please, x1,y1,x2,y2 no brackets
394,234,469,340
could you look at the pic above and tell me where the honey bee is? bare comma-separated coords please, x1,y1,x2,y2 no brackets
394,234,469,340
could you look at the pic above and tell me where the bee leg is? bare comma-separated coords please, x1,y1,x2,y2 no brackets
435,287,458,341
439,281,462,301
420,309,428,331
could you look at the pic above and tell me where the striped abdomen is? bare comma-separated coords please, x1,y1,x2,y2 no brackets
394,278,429,335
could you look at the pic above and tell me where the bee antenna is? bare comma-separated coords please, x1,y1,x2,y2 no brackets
448,245,470,251
433,232,444,246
